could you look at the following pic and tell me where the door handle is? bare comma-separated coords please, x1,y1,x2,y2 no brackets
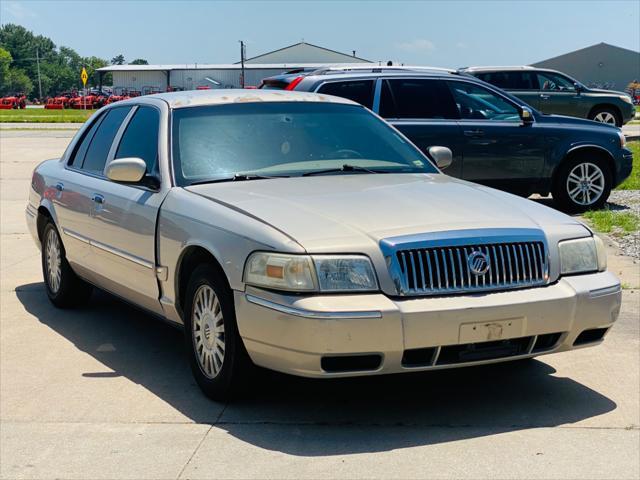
464,129,485,137
540,94,550,100
55,182,64,192
92,194,105,204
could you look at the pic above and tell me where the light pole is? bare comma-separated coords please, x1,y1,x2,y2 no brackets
35,48,43,100
239,40,246,88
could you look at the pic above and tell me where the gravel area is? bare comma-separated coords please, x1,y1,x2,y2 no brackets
603,190,640,260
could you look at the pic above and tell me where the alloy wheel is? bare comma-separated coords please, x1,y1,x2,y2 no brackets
192,284,225,379
45,228,62,293
566,162,605,206
593,111,616,124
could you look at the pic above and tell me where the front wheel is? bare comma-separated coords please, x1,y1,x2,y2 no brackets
41,220,93,307
183,264,253,401
552,157,612,213
589,107,621,127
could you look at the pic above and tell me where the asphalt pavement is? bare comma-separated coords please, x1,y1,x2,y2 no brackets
1,129,638,479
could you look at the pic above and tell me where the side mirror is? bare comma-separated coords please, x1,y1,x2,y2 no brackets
574,82,584,93
520,106,534,124
428,146,453,170
105,157,147,183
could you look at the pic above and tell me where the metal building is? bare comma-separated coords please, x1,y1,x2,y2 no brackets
532,42,640,90
97,42,371,92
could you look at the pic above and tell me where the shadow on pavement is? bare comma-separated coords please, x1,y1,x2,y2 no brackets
17,282,617,456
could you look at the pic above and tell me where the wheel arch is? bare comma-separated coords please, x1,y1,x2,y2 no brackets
588,103,622,123
174,245,231,319
36,205,53,242
553,145,616,186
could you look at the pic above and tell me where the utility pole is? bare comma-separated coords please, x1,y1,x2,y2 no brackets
239,40,246,88
35,48,43,100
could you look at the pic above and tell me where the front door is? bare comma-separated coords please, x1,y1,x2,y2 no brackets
376,78,464,178
536,71,582,117
446,80,546,194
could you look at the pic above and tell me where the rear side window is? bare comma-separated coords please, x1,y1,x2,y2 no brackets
73,107,131,173
317,80,375,109
68,114,104,167
115,106,160,175
379,79,459,119
476,71,537,90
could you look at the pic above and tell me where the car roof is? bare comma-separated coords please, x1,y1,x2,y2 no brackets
461,66,555,73
138,89,360,108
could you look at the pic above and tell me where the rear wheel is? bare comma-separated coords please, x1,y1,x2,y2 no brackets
552,156,612,213
41,220,93,308
183,264,253,401
589,107,621,127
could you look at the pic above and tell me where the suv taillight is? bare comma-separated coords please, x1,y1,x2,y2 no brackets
285,76,304,91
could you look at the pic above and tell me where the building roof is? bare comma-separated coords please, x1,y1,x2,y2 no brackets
97,62,369,72
241,41,371,64
129,88,358,109
532,42,640,66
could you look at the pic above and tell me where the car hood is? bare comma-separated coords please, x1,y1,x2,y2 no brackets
186,174,584,251
537,112,620,130
585,88,628,96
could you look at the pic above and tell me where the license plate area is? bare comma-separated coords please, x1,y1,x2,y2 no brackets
459,318,524,343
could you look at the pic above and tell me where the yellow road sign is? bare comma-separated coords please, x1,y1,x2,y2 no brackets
81,67,88,86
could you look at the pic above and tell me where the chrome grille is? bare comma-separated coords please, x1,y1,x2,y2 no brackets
382,230,549,296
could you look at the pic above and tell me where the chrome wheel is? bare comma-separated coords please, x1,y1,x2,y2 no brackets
45,228,62,293
593,111,616,124
566,162,605,206
192,284,225,379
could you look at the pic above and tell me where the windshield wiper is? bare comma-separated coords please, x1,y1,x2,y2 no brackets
302,164,389,177
189,173,289,186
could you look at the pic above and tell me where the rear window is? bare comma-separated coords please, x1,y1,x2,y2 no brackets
317,80,375,109
379,79,459,119
476,71,537,90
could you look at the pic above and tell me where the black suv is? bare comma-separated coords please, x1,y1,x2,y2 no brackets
461,66,636,127
261,67,633,212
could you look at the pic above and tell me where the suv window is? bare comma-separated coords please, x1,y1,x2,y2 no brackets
379,79,459,119
448,81,520,121
115,106,160,175
537,72,576,91
317,80,375,109
76,107,131,173
476,71,537,90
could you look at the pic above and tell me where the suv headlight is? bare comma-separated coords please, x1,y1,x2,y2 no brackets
244,252,378,292
559,236,606,275
620,95,633,105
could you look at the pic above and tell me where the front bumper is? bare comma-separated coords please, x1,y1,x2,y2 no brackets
235,271,621,377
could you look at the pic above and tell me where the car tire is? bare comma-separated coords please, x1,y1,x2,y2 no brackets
552,156,612,213
41,220,93,308
589,107,621,127
183,264,253,401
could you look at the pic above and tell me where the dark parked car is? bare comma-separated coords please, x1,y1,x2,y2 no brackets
261,67,633,212
460,66,635,127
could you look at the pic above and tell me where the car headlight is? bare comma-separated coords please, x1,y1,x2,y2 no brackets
618,131,627,148
244,252,378,292
559,236,606,275
620,95,633,105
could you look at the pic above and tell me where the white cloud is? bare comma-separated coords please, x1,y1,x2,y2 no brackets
395,39,436,53
1,1,36,20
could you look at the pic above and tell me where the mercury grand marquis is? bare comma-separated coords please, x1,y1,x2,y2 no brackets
26,90,622,400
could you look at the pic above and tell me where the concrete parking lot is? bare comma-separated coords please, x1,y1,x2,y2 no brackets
1,129,639,479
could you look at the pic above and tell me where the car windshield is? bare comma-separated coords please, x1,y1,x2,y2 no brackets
171,102,436,186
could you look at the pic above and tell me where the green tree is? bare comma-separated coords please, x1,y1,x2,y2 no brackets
110,54,125,65
0,47,11,89
129,58,149,65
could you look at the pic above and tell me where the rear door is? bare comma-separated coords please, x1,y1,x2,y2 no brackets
86,105,167,314
446,80,545,193
377,78,464,178
475,71,540,109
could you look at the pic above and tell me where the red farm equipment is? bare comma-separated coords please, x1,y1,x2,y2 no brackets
44,92,76,109
68,93,107,109
0,94,27,109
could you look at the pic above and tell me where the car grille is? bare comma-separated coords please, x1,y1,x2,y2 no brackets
382,229,549,296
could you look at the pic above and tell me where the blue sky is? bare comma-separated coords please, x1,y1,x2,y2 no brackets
1,0,639,66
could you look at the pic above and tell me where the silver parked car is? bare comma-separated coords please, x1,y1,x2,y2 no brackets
26,90,621,400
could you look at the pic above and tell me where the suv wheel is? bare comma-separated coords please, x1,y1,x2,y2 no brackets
183,264,253,401
552,156,612,213
41,220,93,307
589,107,621,127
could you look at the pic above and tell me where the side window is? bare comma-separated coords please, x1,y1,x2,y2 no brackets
68,114,104,167
115,106,160,175
317,80,375,109
537,72,575,91
80,107,131,173
448,82,520,121
379,79,459,119
477,72,537,90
